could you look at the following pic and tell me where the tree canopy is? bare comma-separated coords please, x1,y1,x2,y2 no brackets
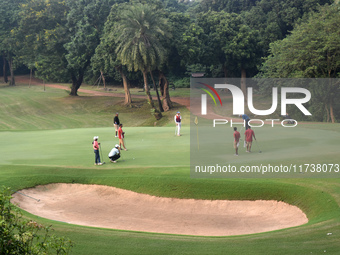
1,0,339,121
259,4,340,123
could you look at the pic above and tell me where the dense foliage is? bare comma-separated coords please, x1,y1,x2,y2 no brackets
0,186,73,254
0,0,339,120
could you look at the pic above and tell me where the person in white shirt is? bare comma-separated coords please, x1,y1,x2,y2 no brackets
174,111,181,136
108,144,120,163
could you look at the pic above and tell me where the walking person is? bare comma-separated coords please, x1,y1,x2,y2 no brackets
118,124,127,151
239,114,250,130
244,127,256,153
113,112,120,138
92,136,103,165
233,127,241,156
174,111,182,136
108,144,121,163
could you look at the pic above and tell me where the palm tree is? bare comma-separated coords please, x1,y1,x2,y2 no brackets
115,3,168,118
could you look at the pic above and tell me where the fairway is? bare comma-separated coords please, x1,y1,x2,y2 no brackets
1,84,340,254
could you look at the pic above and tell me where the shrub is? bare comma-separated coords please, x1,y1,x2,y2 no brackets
0,186,73,254
173,77,190,88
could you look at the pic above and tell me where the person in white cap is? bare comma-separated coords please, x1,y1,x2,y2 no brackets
174,111,181,136
92,136,103,165
108,144,121,163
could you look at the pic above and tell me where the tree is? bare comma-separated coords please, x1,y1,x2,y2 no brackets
198,0,258,13
64,0,116,95
0,0,26,85
259,4,340,122
242,0,333,59
0,186,73,254
17,0,114,96
92,2,132,105
115,3,169,118
222,23,261,96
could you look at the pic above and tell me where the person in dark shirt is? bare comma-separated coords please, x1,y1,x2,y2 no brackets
113,112,120,137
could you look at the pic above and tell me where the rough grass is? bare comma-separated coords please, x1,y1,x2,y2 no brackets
0,84,190,130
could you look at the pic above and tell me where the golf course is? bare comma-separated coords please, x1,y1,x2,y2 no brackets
1,80,340,254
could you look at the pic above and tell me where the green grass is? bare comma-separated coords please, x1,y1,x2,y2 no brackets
0,84,190,130
1,81,340,254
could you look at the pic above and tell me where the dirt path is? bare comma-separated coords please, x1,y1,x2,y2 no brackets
15,75,191,109
15,75,246,121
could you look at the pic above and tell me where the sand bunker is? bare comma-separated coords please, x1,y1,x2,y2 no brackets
11,183,308,236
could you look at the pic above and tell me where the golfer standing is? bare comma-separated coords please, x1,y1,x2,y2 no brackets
113,112,120,138
239,114,250,130
108,144,120,163
174,111,181,136
118,124,127,151
92,136,103,165
233,127,240,156
244,127,256,153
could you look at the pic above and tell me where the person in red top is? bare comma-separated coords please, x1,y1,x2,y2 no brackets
92,136,103,165
118,124,127,151
174,112,181,136
244,127,256,152
233,127,240,156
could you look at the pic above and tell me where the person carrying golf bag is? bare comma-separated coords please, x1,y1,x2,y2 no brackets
108,144,121,163
92,136,103,165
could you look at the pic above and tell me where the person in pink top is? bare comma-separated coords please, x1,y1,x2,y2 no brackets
244,127,256,152
92,136,103,165
118,124,127,151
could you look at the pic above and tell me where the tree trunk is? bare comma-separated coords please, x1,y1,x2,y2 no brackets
159,71,172,111
101,71,106,89
325,104,330,122
223,64,228,78
29,69,32,88
3,53,8,83
241,68,246,102
117,66,132,105
69,71,84,96
143,70,161,119
8,55,15,86
69,60,90,96
143,70,154,108
330,101,335,124
150,71,164,112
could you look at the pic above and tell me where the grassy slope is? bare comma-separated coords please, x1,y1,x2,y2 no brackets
1,83,340,254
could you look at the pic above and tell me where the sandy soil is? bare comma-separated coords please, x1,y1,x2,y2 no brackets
12,183,308,236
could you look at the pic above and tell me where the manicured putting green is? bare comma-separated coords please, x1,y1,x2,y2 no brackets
1,124,339,171
0,127,190,168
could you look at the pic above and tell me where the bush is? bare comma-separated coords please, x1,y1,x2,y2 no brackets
0,186,73,254
173,77,190,88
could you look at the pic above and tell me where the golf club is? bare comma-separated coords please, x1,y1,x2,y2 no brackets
99,143,105,164
255,139,262,153
14,190,40,202
118,146,125,162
